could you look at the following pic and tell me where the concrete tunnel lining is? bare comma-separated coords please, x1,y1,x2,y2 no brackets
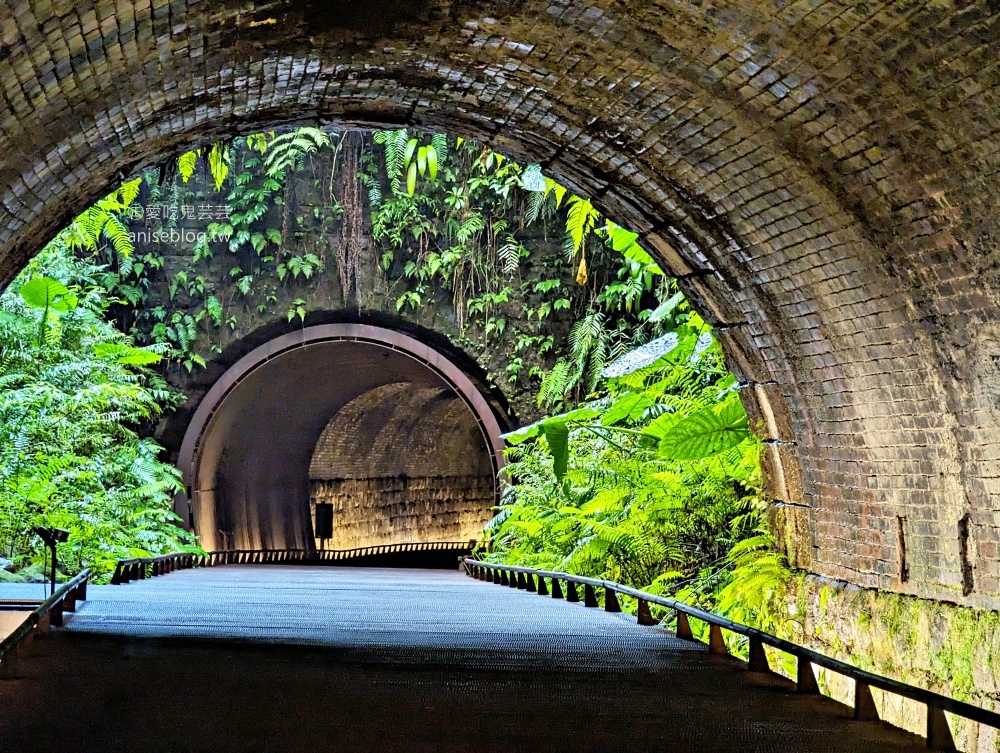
176,324,507,552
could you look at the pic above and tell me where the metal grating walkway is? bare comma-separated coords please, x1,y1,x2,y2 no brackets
1,566,926,752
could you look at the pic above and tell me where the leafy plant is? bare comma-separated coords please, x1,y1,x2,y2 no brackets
0,216,196,582
485,293,780,633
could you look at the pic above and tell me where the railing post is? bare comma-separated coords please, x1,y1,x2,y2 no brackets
565,581,579,602
584,584,598,608
551,579,564,599
854,681,879,721
675,611,694,640
486,568,494,583
605,589,621,613
796,658,820,695
926,705,957,751
748,636,770,672
49,600,64,628
637,598,656,626
708,624,727,655
500,570,510,586
517,572,529,590
537,576,549,596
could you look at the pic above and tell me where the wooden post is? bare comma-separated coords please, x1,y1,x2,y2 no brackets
926,705,957,751
748,636,770,672
584,584,598,607
565,582,579,602
551,579,564,599
605,589,622,613
708,624,727,655
637,598,657,626
854,682,879,721
537,576,549,595
675,611,694,640
49,601,63,628
796,658,820,695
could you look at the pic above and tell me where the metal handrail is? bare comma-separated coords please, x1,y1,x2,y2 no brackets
111,542,477,584
462,558,995,750
0,568,91,664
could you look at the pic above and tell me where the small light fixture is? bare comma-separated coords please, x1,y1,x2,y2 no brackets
33,527,70,597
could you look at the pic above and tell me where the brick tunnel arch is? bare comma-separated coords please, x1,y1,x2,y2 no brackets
4,1,1000,607
177,324,509,551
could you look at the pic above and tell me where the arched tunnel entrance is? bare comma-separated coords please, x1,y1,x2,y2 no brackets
177,324,508,552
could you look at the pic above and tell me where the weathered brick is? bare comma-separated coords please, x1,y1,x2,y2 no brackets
2,0,1000,608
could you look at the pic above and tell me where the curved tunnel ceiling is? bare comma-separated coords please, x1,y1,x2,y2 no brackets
310,382,494,480
8,0,1000,602
179,325,506,551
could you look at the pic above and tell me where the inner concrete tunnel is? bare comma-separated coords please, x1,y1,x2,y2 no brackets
176,324,508,552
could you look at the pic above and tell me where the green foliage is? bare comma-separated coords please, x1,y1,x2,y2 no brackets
485,297,783,628
655,394,751,461
264,128,331,180
64,178,141,261
0,215,196,583
208,143,229,191
106,129,338,372
564,195,599,259
364,130,675,397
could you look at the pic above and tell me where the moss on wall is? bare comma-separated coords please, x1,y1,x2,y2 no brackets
775,575,1000,751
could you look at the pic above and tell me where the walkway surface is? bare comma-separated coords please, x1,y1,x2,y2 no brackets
2,566,925,752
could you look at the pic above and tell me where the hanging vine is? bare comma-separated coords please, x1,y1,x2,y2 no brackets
338,131,365,303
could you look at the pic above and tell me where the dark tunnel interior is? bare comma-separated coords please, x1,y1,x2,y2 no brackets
185,337,501,552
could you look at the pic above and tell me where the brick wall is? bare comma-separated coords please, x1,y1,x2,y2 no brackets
4,1,1000,608
308,383,495,548
310,477,493,550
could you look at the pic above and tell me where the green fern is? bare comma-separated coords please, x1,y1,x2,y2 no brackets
178,150,199,182
264,127,332,179
373,129,409,193
207,142,230,191
565,195,599,260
